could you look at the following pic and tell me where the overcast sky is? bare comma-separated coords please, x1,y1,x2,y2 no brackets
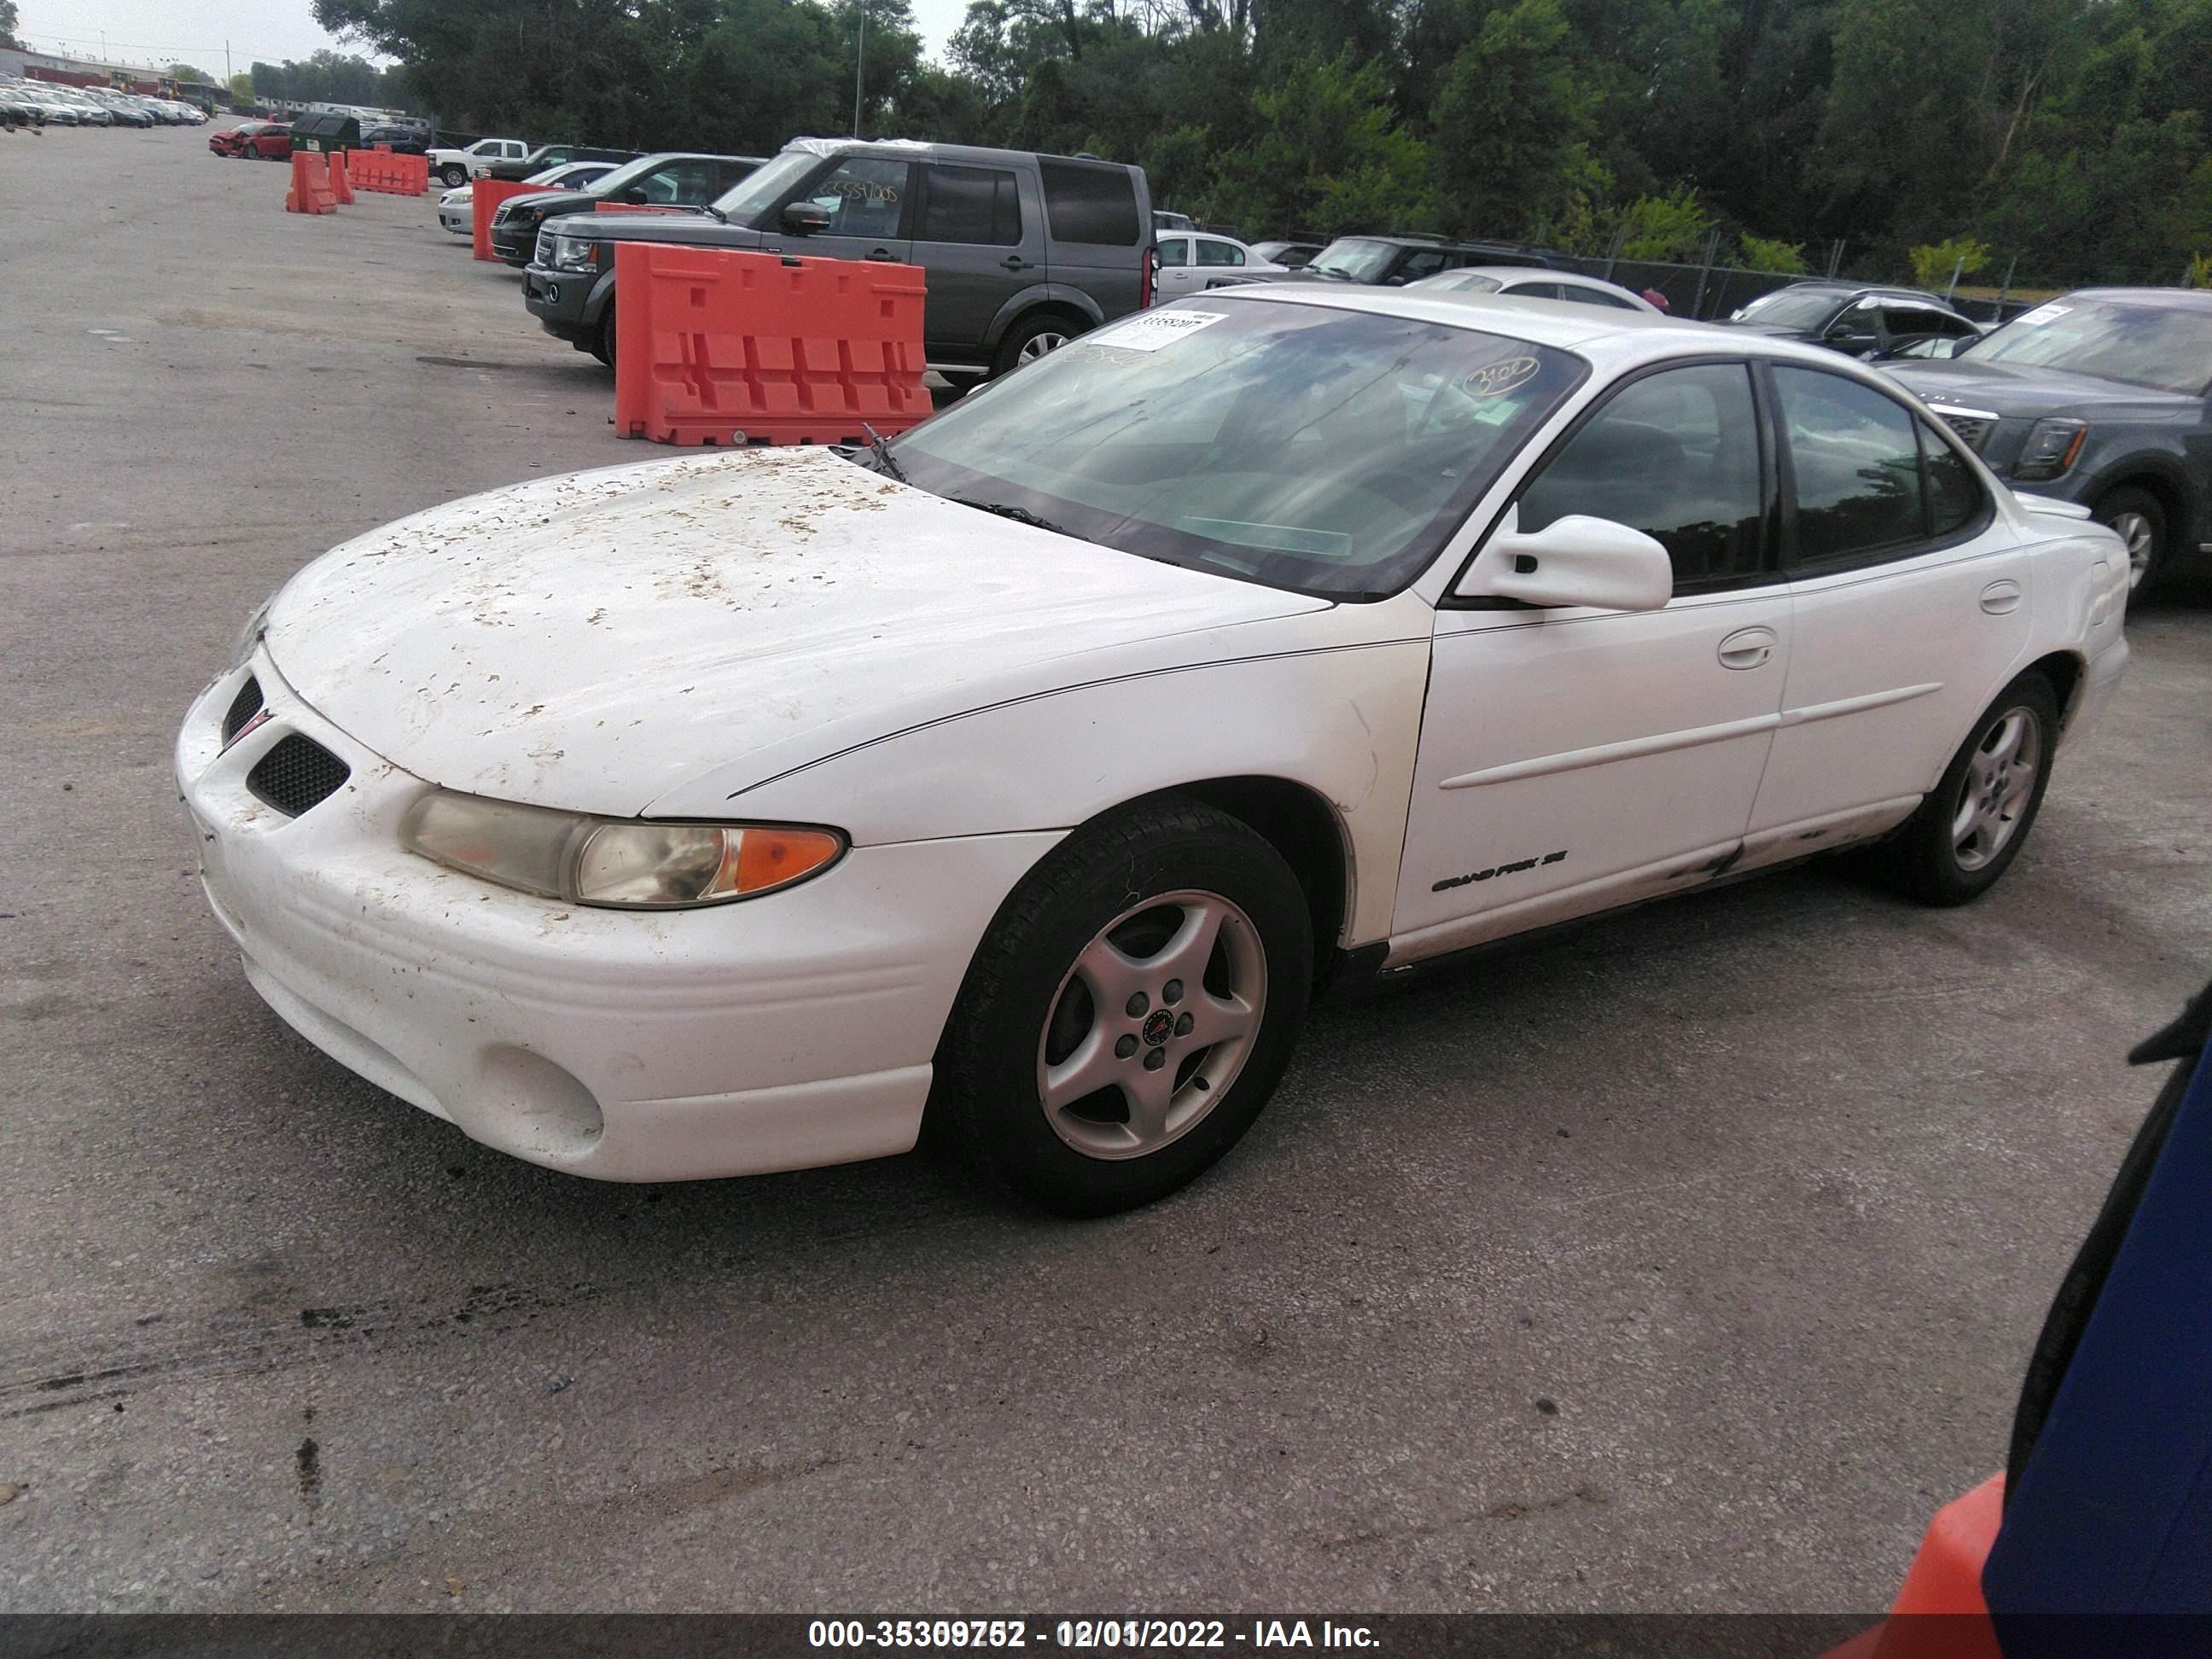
18,0,975,73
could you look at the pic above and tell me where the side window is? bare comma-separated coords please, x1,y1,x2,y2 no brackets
1938,312,1982,338
1156,238,1190,267
1518,363,1767,589
1507,282,1564,300
805,157,910,239
1039,160,1139,244
1196,239,1243,267
1397,249,1449,280
646,160,714,205
920,163,1022,246
1773,366,1926,563
1923,421,1985,538
714,158,760,193
1558,286,1641,310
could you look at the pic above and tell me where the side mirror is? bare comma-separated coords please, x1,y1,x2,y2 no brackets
781,201,831,235
620,185,650,204
1452,504,1673,611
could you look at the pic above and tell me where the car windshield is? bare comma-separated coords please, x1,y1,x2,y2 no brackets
1304,238,1400,282
1960,297,2212,395
577,154,673,196
1736,288,1847,328
710,148,818,222
1410,271,1501,293
888,296,1586,600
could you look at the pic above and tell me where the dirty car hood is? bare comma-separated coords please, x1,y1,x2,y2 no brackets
265,449,1330,818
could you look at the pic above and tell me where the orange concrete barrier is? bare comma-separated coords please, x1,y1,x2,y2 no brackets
1818,1476,2005,1659
471,178,537,260
328,148,354,205
284,151,336,215
612,244,929,448
399,154,428,195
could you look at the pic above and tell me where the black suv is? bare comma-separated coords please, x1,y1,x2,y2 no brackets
490,152,763,267
1292,233,1582,287
525,137,1154,377
1723,282,1985,360
1888,288,2212,596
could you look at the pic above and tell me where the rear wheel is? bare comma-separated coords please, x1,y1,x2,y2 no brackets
991,311,1085,379
1872,672,2058,905
2092,486,2169,598
939,800,1313,1215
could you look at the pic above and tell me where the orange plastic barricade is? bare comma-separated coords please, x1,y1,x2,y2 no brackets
1818,1476,2005,1659
401,154,428,195
612,244,928,448
328,148,354,205
284,151,336,215
471,178,537,260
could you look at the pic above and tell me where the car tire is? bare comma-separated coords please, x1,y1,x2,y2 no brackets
589,308,616,369
1872,672,2059,906
440,163,467,188
990,311,1085,379
2091,486,2169,600
938,798,1314,1216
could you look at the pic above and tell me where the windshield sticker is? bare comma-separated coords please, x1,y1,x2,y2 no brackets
2017,303,2070,326
1462,355,1541,399
1089,309,1230,352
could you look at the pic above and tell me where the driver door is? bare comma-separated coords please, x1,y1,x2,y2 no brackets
1393,360,1792,962
769,154,914,266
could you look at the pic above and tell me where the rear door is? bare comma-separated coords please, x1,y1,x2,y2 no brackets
1738,363,2031,866
911,159,1039,353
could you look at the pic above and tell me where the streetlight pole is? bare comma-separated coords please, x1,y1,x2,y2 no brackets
852,0,865,138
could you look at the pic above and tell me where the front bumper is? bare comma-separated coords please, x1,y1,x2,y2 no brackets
491,220,538,264
177,650,1058,1182
438,207,472,235
523,261,597,340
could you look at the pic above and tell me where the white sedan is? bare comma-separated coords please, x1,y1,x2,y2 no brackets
1154,231,1297,300
178,288,2129,1214
438,160,612,235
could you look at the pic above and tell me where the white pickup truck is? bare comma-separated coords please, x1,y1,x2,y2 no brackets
425,137,530,187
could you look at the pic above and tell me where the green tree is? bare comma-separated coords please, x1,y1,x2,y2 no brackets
229,73,257,106
1740,234,1811,274
1615,189,1714,261
1205,49,1432,238
166,62,214,84
1909,236,1988,290
1427,0,1602,239
0,1,20,50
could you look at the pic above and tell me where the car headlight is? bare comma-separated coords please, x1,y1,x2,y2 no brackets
547,234,600,272
2013,417,2087,481
400,790,846,909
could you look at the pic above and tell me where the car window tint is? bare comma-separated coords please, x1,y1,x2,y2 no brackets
1040,160,1139,244
1196,239,1243,267
1561,286,1641,310
922,163,1021,246
1398,250,1449,279
1774,366,1925,562
1922,421,1983,538
807,158,909,238
1507,282,1563,300
644,160,714,204
1156,238,1190,267
1519,363,1765,588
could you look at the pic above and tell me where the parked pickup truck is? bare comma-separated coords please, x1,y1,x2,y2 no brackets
426,137,529,188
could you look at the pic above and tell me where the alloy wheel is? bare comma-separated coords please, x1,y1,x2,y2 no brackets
1036,891,1266,1161
1016,329,1070,364
1951,706,2042,871
2109,509,2157,590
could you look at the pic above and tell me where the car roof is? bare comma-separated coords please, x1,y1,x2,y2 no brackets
2063,287,2212,311
783,136,1141,171
1188,283,1910,375
1766,280,1953,306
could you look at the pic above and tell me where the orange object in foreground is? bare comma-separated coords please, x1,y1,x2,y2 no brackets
1819,1476,2005,1659
471,178,535,261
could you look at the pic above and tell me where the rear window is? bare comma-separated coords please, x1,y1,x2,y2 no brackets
921,164,1022,246
1040,161,1140,246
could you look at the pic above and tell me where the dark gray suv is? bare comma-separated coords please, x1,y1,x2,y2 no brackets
1888,289,2212,596
524,137,1154,378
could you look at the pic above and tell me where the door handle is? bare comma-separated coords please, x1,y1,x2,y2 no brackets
1717,626,1777,670
1001,255,1033,271
867,247,894,261
1980,579,2023,615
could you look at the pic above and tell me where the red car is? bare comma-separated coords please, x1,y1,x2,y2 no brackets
211,120,291,160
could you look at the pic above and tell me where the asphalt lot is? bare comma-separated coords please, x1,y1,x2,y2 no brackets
3,125,2209,1614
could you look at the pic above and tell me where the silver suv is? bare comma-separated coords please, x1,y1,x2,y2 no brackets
524,137,1155,378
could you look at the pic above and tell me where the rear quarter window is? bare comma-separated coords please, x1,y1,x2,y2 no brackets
1040,161,1140,246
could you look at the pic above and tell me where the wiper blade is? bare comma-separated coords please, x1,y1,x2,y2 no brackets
953,497,1065,534
860,422,907,484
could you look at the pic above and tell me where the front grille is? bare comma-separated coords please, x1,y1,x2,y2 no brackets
247,734,351,818
1937,413,1995,453
221,676,264,744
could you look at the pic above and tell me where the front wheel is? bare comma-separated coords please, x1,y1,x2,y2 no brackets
440,163,467,188
588,307,616,368
2092,486,2169,599
938,800,1314,1215
1873,672,2058,905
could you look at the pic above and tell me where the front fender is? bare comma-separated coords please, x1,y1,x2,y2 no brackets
983,282,1106,350
2071,444,2202,547
672,616,1435,949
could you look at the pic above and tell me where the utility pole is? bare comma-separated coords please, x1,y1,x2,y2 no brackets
852,0,865,138
225,40,232,84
